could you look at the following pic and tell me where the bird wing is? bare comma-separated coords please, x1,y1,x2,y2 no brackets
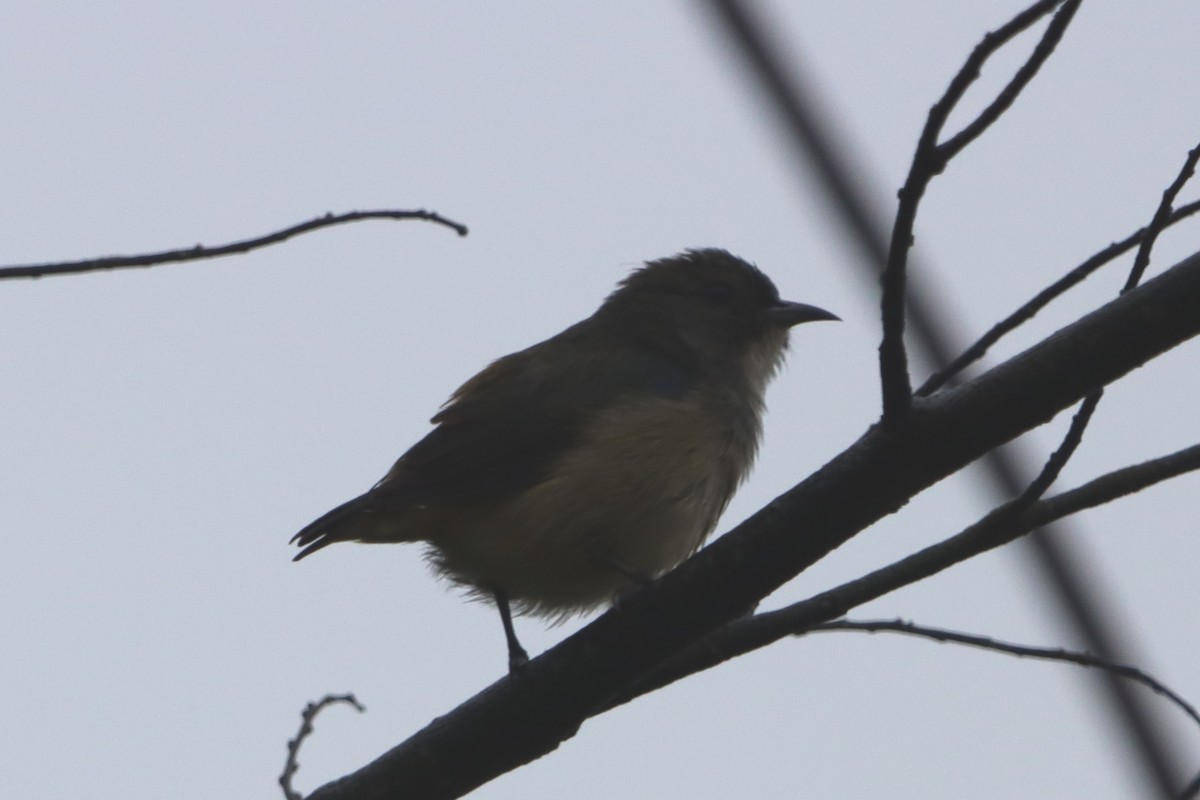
291,319,698,558
373,320,699,509
376,349,586,507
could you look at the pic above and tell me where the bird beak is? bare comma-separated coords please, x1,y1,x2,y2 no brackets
766,300,840,327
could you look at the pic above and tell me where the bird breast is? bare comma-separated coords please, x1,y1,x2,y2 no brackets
425,386,764,619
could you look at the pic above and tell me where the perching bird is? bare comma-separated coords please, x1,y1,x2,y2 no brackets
291,249,837,670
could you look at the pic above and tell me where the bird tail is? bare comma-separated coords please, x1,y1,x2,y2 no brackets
290,492,377,561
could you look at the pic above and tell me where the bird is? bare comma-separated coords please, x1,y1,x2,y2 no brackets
290,248,837,670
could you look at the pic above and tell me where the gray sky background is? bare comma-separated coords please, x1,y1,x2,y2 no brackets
4,2,1199,798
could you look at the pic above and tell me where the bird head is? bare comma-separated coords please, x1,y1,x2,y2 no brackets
598,248,838,391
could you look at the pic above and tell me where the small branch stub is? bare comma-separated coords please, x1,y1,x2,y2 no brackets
280,693,366,800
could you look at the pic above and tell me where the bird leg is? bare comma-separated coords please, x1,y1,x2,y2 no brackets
492,587,529,672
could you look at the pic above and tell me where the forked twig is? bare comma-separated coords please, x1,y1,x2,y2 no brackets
880,0,1081,422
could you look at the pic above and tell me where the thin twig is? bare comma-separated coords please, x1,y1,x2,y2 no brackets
280,693,366,800
918,198,1200,396
1015,389,1103,507
880,0,1078,423
807,619,1200,732
0,209,468,281
937,0,1083,162
1011,141,1200,511
1125,144,1200,293
605,443,1200,710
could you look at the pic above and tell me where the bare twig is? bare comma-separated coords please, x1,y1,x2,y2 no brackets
918,198,1200,396
1125,144,1200,293
1009,142,1200,511
998,384,1103,549
280,693,366,800
701,0,1183,790
880,0,1080,422
0,209,468,281
807,619,1200,732
606,442,1200,710
1015,389,1102,506
925,140,1200,554
936,0,1082,162
923,146,1200,395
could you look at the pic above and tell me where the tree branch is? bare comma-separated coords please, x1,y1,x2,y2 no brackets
0,209,468,281
918,198,1200,396
880,0,1080,422
968,139,1200,519
607,442,1200,709
936,0,1082,162
1125,143,1200,293
1015,389,1102,506
305,250,1200,800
